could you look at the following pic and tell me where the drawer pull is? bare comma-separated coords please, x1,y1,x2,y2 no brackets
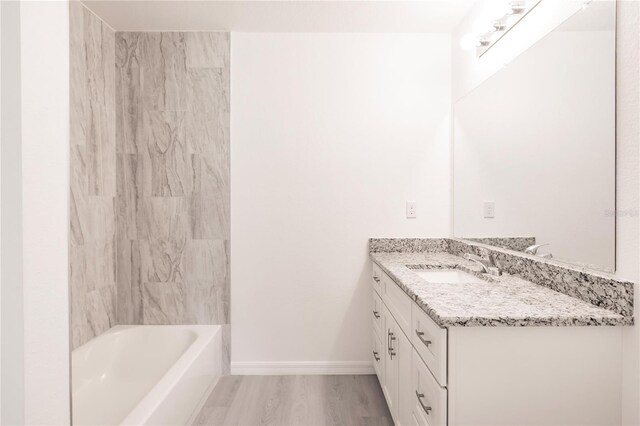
373,351,380,362
415,330,432,347
388,331,396,359
415,391,432,415
373,310,380,319
373,276,380,283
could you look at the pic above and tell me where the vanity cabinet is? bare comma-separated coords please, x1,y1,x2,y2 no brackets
373,268,444,426
372,264,623,426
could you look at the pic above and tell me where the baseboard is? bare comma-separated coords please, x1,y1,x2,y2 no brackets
230,361,375,375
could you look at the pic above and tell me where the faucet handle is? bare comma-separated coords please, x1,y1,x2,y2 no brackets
487,266,502,276
525,243,549,255
464,253,483,263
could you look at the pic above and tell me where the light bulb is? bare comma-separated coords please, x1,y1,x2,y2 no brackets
492,21,507,31
460,34,479,51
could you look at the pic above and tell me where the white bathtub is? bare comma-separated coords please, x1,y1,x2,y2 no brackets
72,325,223,426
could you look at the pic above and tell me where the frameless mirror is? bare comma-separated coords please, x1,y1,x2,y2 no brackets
453,1,616,271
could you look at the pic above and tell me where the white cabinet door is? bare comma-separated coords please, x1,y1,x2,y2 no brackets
382,305,398,421
397,322,413,426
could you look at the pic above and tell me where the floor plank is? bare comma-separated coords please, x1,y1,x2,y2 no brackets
191,375,393,426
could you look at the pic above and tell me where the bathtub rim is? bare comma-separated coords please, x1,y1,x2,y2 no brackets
72,324,222,426
120,324,220,425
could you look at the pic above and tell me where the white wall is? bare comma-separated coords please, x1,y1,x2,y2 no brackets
1,1,24,424
454,28,616,268
617,2,640,424
20,1,71,423
615,1,640,283
231,33,451,372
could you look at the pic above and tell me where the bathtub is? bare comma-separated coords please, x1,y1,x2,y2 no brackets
72,325,223,426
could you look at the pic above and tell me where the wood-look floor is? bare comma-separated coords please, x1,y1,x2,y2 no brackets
191,375,393,426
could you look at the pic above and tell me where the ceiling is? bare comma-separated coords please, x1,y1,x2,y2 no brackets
82,0,478,32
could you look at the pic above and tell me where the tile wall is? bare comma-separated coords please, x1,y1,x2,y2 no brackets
70,3,230,366
69,2,117,349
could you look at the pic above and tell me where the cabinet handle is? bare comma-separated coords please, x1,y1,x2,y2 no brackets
388,332,396,359
415,391,432,415
373,351,380,362
415,330,432,347
373,310,380,319
373,276,380,283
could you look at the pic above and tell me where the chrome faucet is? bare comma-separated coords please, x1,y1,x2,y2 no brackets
525,243,552,258
464,253,502,276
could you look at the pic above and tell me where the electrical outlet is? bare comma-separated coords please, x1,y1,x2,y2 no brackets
483,201,495,219
406,201,417,219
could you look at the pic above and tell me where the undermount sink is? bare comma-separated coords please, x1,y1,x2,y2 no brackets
413,269,486,284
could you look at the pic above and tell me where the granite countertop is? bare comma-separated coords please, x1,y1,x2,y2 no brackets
371,251,632,327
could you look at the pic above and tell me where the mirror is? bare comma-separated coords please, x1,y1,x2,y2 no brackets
453,1,616,271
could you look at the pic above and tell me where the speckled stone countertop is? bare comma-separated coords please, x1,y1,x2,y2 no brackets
371,251,632,327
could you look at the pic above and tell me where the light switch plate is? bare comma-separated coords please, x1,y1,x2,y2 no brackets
406,201,417,219
483,201,495,218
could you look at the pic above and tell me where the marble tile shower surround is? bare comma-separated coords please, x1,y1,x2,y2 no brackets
369,238,634,318
115,31,230,359
70,2,117,350
69,3,231,366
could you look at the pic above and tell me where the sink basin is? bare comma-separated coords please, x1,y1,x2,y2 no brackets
413,269,486,284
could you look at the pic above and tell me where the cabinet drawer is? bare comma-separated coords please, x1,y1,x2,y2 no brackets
411,349,447,426
372,263,383,295
412,303,447,387
372,291,384,341
382,272,412,338
372,329,384,385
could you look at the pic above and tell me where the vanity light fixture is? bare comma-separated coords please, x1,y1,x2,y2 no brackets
471,19,506,36
507,1,527,15
459,0,542,57
460,34,490,51
491,21,507,32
